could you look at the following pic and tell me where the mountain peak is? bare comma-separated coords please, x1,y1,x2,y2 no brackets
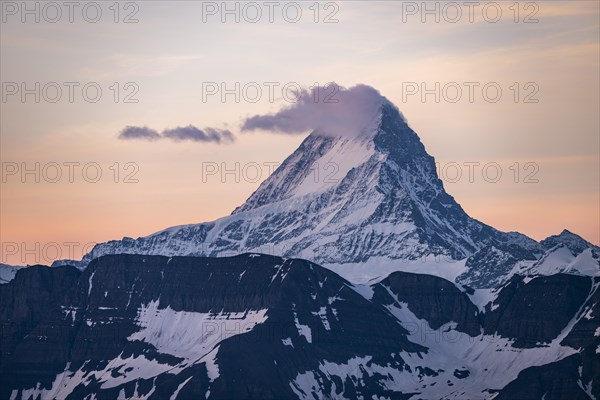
53,89,569,286
229,96,498,263
233,99,426,214
541,229,597,255
559,229,576,237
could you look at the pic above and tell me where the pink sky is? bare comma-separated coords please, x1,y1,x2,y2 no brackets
1,1,598,265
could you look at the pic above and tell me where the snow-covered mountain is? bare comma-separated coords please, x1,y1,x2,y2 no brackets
457,229,600,288
3,89,598,399
44,97,593,288
2,254,598,399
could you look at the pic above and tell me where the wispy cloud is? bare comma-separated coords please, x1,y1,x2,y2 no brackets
118,125,234,144
162,125,234,143
241,84,393,137
119,126,161,141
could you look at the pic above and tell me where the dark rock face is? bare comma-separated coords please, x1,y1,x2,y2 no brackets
0,254,425,400
562,277,600,350
495,354,593,400
0,265,82,393
1,254,598,399
372,271,481,336
453,368,470,379
482,274,592,348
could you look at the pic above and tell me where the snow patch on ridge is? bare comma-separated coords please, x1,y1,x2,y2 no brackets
468,288,500,313
293,307,312,343
292,134,376,198
525,246,599,277
128,300,269,360
289,356,413,399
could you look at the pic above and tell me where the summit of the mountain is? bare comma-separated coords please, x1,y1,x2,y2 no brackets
62,99,503,277
541,229,599,256
40,90,597,288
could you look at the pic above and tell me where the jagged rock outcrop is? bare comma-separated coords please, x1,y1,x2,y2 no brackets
372,271,481,336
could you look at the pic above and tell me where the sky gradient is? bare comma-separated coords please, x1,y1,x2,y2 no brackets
1,1,599,265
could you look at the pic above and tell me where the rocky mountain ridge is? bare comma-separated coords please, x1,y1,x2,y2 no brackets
1,254,598,399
